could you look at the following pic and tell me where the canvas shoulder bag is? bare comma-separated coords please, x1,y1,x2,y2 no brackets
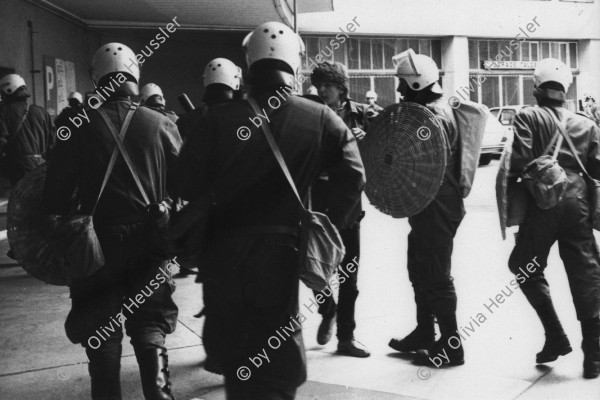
521,110,568,209
547,108,600,230
247,97,345,292
52,104,137,280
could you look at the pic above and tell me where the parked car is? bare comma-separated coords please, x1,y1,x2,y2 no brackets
489,105,533,134
480,110,511,165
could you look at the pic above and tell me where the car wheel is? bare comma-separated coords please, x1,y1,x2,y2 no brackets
479,154,492,165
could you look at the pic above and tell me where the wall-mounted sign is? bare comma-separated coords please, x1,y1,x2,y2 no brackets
43,55,76,117
482,60,537,70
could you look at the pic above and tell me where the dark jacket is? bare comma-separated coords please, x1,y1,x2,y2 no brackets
175,93,365,231
43,99,182,227
176,106,206,142
145,105,179,124
510,106,600,182
338,99,369,132
0,99,55,182
55,104,85,129
315,99,369,225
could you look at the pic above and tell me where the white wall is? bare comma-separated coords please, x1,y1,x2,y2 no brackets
578,39,600,100
298,0,600,40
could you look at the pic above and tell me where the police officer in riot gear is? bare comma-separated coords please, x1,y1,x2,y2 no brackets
55,91,85,129
175,21,365,399
140,83,179,123
508,58,600,379
0,73,54,185
176,58,243,141
43,43,182,399
388,49,466,368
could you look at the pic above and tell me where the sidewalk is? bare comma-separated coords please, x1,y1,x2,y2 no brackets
1,163,599,399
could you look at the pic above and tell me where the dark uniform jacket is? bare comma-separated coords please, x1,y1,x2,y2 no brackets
0,99,55,182
175,93,365,231
316,99,369,225
43,98,182,227
144,105,179,124
510,106,600,183
176,106,206,142
55,104,85,129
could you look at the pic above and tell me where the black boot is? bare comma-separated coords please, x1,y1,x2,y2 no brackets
389,303,435,352
536,334,572,363
414,314,464,367
582,317,600,379
86,339,122,400
521,281,571,363
135,347,175,400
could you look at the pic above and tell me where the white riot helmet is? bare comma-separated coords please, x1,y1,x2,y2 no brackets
140,83,165,106
91,43,140,85
366,90,378,101
242,21,305,75
203,58,242,90
68,91,83,103
533,58,572,92
0,74,26,96
393,49,442,93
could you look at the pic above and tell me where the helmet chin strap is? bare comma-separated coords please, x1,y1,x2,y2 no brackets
534,87,566,102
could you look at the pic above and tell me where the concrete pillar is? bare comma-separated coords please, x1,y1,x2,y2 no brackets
578,39,600,103
441,36,470,100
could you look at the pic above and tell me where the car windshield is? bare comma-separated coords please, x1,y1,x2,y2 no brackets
490,109,500,117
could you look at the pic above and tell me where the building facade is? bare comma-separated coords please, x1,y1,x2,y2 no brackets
298,0,600,113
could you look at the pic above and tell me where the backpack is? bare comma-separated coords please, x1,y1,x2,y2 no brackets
521,112,568,210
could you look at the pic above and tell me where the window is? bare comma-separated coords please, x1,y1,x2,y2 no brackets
319,38,333,62
372,39,384,69
349,77,371,100
530,42,539,61
559,43,568,65
569,43,578,68
469,40,478,69
523,76,536,106
383,39,396,69
541,42,550,59
373,76,397,107
359,39,371,69
481,76,500,108
348,38,359,70
469,40,578,70
478,41,489,63
550,42,559,58
522,43,531,61
502,76,520,105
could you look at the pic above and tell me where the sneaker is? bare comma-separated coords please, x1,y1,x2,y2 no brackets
337,339,370,358
389,327,435,353
536,335,572,364
317,312,336,345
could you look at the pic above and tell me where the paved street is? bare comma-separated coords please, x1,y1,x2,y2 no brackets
1,160,599,399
